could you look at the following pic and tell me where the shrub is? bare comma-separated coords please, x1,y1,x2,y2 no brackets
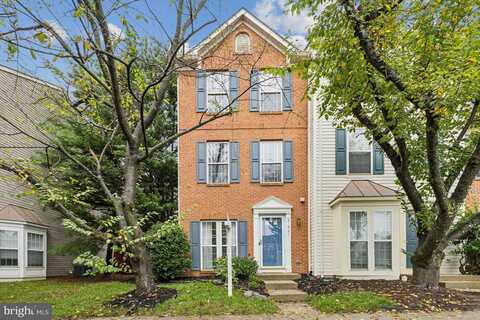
234,256,258,280
214,256,259,282
147,219,191,281
247,275,263,290
454,223,480,275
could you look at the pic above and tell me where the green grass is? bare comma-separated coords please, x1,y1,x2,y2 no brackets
308,291,395,313
150,281,278,316
0,279,278,318
0,279,135,318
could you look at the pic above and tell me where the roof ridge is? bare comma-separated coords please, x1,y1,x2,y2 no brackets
0,64,61,91
352,180,366,197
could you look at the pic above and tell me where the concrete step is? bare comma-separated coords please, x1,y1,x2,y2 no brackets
268,289,308,302
442,281,480,290
440,275,480,282
264,280,298,290
258,272,301,281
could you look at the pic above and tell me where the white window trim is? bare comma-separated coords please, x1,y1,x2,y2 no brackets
206,71,230,113
235,33,250,53
26,231,45,268
0,229,19,268
347,209,393,272
206,141,230,185
260,140,283,183
258,72,283,112
347,129,373,175
200,221,238,270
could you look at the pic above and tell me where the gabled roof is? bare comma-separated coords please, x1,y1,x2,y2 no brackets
189,8,295,57
0,205,48,227
331,180,399,205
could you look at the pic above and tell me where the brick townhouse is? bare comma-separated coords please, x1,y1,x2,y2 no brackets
178,9,308,275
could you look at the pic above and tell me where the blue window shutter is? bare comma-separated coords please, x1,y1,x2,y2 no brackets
282,72,292,111
229,71,239,111
196,71,206,112
250,141,260,182
238,221,248,257
230,141,240,183
373,141,384,175
283,140,293,182
197,142,206,183
190,221,201,270
335,128,347,175
249,70,260,112
406,213,419,268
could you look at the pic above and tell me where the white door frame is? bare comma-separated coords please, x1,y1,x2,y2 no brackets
253,196,292,273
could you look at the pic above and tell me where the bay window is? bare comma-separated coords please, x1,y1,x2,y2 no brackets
207,142,229,184
27,233,44,267
0,230,18,267
206,72,229,113
348,128,371,174
349,210,393,271
260,141,283,183
374,210,392,270
200,221,237,270
259,72,282,112
349,211,368,269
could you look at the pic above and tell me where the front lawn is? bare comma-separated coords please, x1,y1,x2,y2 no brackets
0,279,278,318
0,279,134,318
309,291,394,313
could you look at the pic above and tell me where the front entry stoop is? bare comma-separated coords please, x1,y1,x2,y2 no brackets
440,275,480,291
258,273,307,302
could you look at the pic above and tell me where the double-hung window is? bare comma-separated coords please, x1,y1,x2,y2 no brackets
260,141,283,183
349,210,393,270
206,72,229,113
0,230,18,267
348,128,371,174
200,221,237,270
27,233,44,267
349,211,368,269
374,210,392,270
259,72,282,112
207,142,229,184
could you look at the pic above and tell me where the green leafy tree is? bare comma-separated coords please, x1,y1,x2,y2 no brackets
291,0,480,287
0,0,248,294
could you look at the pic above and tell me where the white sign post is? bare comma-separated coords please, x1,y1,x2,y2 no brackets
226,219,233,297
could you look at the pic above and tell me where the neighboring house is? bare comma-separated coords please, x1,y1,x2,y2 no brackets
179,9,467,279
0,65,73,281
178,9,309,274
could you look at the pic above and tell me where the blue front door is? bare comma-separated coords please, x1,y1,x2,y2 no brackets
262,217,283,267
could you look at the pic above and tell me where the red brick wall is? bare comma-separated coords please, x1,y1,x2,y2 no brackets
178,23,309,274
466,179,480,211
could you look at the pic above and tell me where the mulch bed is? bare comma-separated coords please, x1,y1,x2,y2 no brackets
298,274,480,312
107,287,177,314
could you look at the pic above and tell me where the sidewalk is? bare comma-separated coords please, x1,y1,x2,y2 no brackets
93,303,479,320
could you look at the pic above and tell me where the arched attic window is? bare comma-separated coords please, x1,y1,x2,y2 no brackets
235,33,250,53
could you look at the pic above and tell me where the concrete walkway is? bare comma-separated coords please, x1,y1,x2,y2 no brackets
93,303,479,320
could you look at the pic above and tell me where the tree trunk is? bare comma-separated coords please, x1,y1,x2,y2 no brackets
411,250,445,288
132,241,156,294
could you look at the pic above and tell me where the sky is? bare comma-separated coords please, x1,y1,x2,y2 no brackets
0,0,313,86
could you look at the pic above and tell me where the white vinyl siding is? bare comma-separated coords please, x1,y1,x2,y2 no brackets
206,72,229,113
260,141,283,183
200,221,237,270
